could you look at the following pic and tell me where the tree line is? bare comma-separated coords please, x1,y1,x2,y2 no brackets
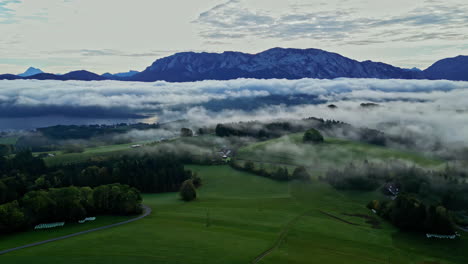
230,160,310,182
325,161,468,233
214,117,386,146
0,151,193,205
0,184,142,234
368,194,455,235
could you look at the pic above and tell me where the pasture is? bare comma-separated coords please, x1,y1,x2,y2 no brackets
1,165,466,263
0,137,18,145
237,133,443,175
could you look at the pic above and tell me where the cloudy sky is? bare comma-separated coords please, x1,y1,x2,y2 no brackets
0,0,467,74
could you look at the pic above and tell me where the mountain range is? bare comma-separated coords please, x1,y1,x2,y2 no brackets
1,48,466,82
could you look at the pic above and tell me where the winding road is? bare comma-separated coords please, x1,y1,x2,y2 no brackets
0,205,152,256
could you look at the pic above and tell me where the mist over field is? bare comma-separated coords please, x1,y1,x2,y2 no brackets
1,78,467,150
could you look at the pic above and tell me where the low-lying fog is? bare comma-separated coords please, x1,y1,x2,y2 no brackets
1,78,467,150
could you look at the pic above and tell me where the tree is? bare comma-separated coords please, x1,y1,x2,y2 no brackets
272,167,289,181
180,128,193,137
291,166,311,181
79,166,101,187
0,144,13,156
180,180,197,201
191,173,202,188
22,190,56,224
244,161,255,171
0,201,26,234
389,194,427,231
424,205,455,235
303,128,324,143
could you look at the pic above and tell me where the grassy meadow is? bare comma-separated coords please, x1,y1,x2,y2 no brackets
42,141,151,166
0,137,18,145
1,165,466,263
237,133,443,176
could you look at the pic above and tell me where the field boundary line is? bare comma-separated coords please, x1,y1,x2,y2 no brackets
0,205,152,256
251,210,311,264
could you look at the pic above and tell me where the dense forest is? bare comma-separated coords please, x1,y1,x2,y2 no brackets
0,150,193,235
0,184,142,234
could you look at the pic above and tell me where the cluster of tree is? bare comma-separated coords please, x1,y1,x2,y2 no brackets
326,161,468,228
214,117,386,146
180,128,193,137
14,123,164,152
0,184,142,234
324,162,381,191
196,127,215,135
1,151,193,205
55,155,193,193
37,123,160,140
368,194,455,235
0,144,14,156
231,160,310,182
0,151,48,204
303,128,324,143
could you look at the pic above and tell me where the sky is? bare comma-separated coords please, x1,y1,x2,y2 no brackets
0,0,467,74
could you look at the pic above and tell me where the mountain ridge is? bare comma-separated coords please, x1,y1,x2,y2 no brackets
0,48,466,82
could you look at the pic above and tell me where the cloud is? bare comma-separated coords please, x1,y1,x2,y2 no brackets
1,77,468,151
194,0,468,44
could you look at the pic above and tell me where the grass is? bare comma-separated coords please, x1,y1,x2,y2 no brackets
0,215,133,252
237,133,443,175
0,137,18,145
1,165,466,263
43,141,151,166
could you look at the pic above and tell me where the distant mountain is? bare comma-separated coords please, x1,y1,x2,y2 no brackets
0,74,22,80
0,48,466,82
61,70,106,81
23,70,106,81
424,55,468,81
129,48,425,82
18,67,44,77
102,70,139,79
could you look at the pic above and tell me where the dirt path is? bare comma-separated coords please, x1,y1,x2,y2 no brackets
251,210,310,264
0,205,152,256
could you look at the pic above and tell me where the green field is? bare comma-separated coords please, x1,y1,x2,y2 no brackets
0,137,18,145
1,165,466,263
42,141,151,166
237,133,443,175
0,215,133,252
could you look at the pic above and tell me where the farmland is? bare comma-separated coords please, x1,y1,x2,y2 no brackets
1,165,466,263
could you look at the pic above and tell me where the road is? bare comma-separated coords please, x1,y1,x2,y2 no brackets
0,205,152,256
